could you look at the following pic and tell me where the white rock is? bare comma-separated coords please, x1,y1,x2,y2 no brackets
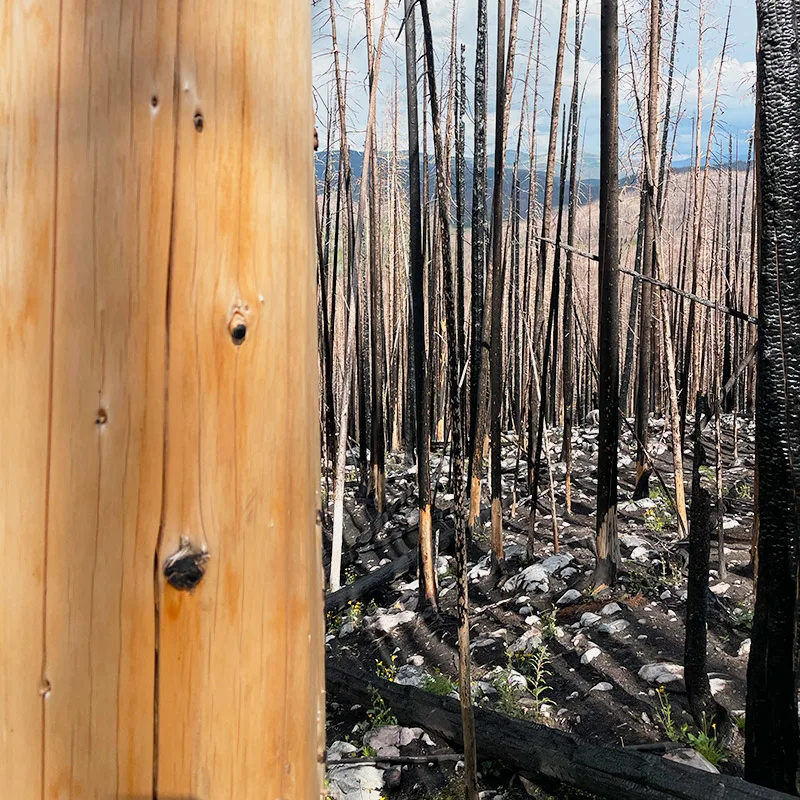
709,582,730,596
580,612,602,627
591,682,613,692
710,678,729,696
368,610,415,634
601,602,622,616
738,638,751,658
631,546,654,564
339,621,355,637
504,564,550,594
327,740,358,761
506,670,529,690
581,647,602,665
327,762,385,799
468,555,492,582
394,664,426,687
567,691,580,700
723,517,739,530
519,605,533,616
638,662,684,686
436,556,451,576
660,590,672,600
407,655,425,667
540,553,574,575
556,589,582,606
620,534,649,550
508,628,543,654
662,748,719,774
598,619,629,634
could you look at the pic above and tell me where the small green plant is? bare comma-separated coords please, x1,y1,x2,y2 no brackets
541,606,559,641
646,485,677,532
431,776,466,800
686,714,728,766
734,482,753,500
326,610,341,636
366,688,397,728
375,655,397,682
362,744,377,758
653,686,687,742
736,714,746,732
347,600,364,625
345,566,358,585
526,647,552,720
423,669,458,696
493,672,526,719
730,604,753,631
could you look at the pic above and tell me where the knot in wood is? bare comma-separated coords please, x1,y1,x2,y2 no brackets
163,536,209,591
193,111,204,132
229,311,248,345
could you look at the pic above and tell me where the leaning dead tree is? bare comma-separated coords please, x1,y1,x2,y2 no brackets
746,0,800,792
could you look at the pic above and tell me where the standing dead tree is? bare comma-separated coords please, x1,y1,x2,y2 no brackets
595,0,621,587
746,0,800,791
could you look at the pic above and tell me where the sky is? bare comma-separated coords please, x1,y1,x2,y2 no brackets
311,0,757,172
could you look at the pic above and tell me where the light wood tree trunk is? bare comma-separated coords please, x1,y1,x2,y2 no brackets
0,3,324,797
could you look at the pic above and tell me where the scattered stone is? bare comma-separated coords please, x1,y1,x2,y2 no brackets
327,760,385,800
508,628,543,654
638,662,684,686
600,602,622,616
620,534,648,551
436,556,451,576
710,678,729,696
468,555,492,582
407,655,424,667
567,691,580,701
581,647,602,665
519,605,533,616
709,582,730,596
660,590,672,600
504,564,550,594
598,619,629,634
327,740,358,761
631,546,655,564
580,612,602,627
591,682,613,692
738,638,751,658
561,567,578,580
394,664,426,688
556,589,582,606
540,553,574,575
723,517,738,530
367,610,415,634
663,748,719,774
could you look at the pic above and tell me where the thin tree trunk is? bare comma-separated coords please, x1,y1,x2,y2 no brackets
595,0,621,587
403,0,437,611
419,3,479,794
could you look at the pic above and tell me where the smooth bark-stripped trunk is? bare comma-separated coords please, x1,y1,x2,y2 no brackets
595,0,620,588
403,0,437,611
467,0,489,540
330,0,390,591
532,0,570,357
746,3,800,790
488,0,520,565
419,3,479,794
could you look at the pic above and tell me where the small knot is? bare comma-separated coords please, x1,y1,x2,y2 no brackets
229,310,248,346
150,95,159,108
163,536,209,591
95,409,108,426
193,111,204,132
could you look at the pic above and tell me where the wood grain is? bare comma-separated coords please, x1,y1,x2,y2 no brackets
0,2,59,796
1,1,322,797
155,2,324,797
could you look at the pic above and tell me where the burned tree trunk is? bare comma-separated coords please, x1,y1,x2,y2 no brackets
403,0,438,611
746,2,800,791
595,0,621,587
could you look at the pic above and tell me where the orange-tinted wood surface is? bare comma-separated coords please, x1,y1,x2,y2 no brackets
0,2,323,798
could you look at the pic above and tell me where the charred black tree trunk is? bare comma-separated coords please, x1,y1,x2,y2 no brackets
595,0,620,587
467,0,489,541
746,2,800,791
403,0,437,611
684,394,726,731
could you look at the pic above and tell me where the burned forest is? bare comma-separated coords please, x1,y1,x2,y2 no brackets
314,0,800,798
